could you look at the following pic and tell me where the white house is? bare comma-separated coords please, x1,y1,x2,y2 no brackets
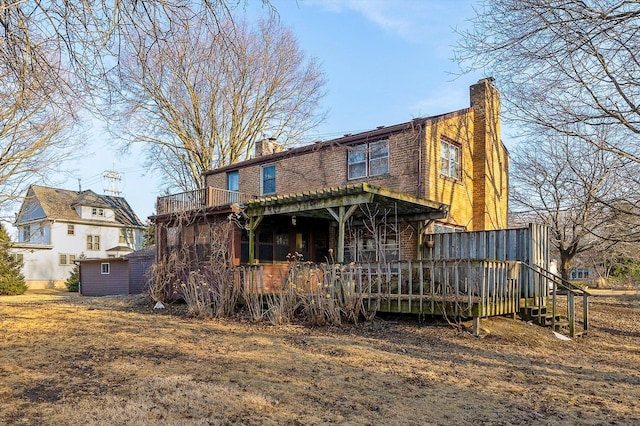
11,185,146,289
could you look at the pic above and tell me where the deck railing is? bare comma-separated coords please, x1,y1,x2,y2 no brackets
157,187,255,215
234,259,522,318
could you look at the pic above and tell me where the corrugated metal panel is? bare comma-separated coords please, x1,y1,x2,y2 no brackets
79,259,129,296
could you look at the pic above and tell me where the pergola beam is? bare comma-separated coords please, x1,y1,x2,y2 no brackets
326,204,359,262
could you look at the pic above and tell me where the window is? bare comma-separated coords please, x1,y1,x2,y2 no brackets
101,262,110,274
12,254,23,265
59,254,68,265
348,140,389,180
92,208,104,217
346,225,399,262
227,170,240,203
119,228,134,244
261,164,276,195
67,224,75,235
570,269,591,280
87,235,100,250
347,145,367,179
21,226,31,242
69,255,76,263
227,171,239,192
434,223,465,233
440,138,461,179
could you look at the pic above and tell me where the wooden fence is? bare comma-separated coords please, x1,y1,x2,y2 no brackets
429,223,550,302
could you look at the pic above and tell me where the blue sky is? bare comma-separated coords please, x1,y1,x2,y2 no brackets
52,0,483,222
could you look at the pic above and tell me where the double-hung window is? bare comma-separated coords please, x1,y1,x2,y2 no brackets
87,235,100,251
348,140,389,179
440,138,461,180
261,165,276,195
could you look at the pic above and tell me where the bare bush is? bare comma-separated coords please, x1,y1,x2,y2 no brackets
150,213,239,318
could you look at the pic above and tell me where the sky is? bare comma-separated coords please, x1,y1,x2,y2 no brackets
48,0,483,224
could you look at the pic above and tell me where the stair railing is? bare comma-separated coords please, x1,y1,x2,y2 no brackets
522,263,590,337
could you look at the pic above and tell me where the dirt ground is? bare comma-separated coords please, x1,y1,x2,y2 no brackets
1,290,639,425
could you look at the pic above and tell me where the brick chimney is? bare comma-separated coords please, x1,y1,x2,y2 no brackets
469,78,508,230
255,137,283,157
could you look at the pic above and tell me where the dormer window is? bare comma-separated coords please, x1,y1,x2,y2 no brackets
92,208,104,217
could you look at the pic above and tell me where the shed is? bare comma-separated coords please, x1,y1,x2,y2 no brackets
78,246,155,296
78,258,130,296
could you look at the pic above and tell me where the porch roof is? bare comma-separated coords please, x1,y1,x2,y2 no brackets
244,183,448,222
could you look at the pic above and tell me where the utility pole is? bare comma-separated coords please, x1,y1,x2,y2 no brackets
103,169,122,196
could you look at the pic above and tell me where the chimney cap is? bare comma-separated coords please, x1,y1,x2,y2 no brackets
478,77,495,84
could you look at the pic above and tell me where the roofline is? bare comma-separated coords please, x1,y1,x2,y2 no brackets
205,108,471,176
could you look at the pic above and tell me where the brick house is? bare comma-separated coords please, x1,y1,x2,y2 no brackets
152,78,509,266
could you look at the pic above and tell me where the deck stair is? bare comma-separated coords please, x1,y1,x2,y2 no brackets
520,264,590,338
519,305,570,333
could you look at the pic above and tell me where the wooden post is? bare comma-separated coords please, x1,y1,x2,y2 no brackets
247,215,263,265
326,204,359,263
473,316,480,337
568,292,575,338
583,292,589,333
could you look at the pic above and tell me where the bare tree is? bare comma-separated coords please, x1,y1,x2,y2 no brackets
510,132,637,280
111,13,327,192
456,0,640,162
0,1,271,212
0,7,79,214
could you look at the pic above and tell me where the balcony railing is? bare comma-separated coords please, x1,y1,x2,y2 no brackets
157,187,255,215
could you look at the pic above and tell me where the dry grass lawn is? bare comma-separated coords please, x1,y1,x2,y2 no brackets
1,290,639,425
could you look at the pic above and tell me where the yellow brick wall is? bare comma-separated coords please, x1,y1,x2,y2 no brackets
421,111,476,230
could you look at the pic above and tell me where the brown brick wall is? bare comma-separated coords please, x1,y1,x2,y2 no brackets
206,130,424,197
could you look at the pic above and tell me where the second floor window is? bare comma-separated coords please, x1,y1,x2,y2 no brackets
227,171,239,192
67,225,75,235
261,164,276,195
21,226,31,242
440,138,461,180
227,171,240,203
348,140,389,180
119,228,134,244
87,235,100,251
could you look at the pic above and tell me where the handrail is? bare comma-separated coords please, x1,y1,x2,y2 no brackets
521,262,589,337
157,187,256,215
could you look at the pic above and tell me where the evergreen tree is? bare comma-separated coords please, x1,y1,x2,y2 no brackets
0,223,27,296
65,264,80,292
143,219,155,248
